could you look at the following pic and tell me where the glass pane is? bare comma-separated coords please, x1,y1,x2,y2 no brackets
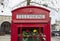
18,37,20,41
22,28,39,41
18,27,20,41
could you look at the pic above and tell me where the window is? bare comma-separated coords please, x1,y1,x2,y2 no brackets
18,27,20,41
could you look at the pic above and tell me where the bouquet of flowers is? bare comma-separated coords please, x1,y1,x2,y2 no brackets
22,29,39,41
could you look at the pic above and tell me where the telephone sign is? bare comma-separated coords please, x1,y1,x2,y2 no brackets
16,14,45,19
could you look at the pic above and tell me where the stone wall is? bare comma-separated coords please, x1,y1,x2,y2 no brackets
0,15,12,25
55,21,60,31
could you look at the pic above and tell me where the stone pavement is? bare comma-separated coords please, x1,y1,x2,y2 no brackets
0,35,10,41
51,36,60,41
0,35,60,41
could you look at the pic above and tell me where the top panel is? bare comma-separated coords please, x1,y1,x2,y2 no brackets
12,6,50,12
12,6,50,23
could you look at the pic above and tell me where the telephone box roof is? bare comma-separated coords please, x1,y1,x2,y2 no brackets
12,6,50,12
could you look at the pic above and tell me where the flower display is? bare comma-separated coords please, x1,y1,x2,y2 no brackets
22,29,39,41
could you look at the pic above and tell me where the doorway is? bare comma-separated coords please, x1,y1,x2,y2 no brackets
1,21,11,34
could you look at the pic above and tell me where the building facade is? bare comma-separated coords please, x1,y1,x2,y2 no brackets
51,21,60,31
55,21,60,31
0,15,11,35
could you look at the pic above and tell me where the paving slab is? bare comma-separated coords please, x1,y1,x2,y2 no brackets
0,35,60,41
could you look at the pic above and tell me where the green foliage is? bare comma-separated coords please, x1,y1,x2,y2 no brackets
23,31,29,37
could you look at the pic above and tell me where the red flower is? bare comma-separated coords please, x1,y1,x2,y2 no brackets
26,29,30,33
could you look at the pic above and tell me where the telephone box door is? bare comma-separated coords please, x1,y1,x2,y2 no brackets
17,27,46,41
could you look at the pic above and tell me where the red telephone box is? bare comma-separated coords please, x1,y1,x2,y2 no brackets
11,6,51,41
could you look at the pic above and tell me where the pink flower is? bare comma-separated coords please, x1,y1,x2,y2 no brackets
26,29,30,33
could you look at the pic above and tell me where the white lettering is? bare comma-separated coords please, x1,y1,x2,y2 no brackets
16,14,45,19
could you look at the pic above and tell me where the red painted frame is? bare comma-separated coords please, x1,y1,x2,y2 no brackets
11,6,51,41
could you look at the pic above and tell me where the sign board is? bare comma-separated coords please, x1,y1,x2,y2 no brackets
16,14,45,19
